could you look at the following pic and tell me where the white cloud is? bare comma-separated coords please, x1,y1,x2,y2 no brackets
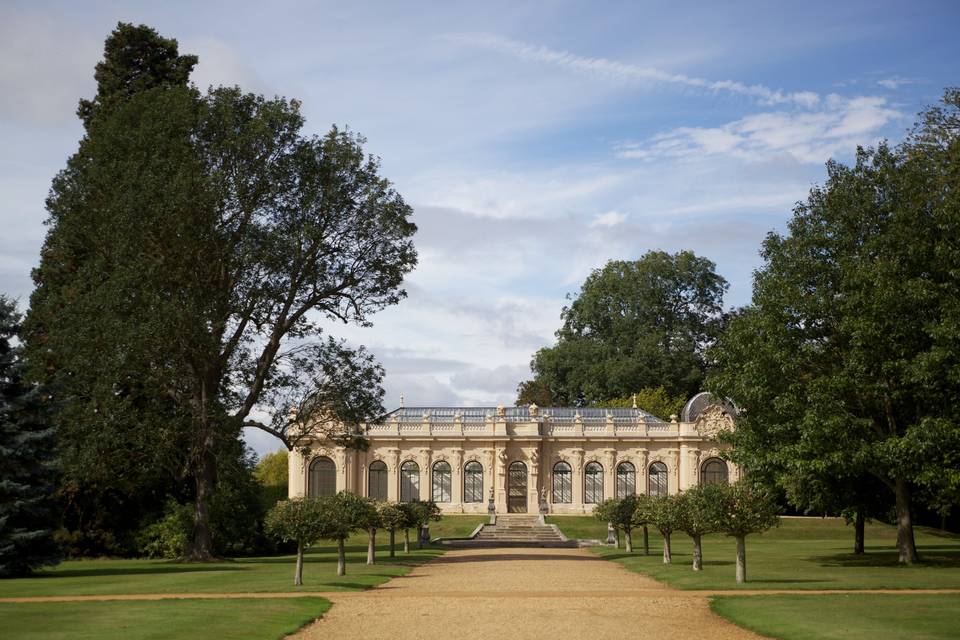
590,210,627,227
618,96,902,165
877,76,920,90
448,33,823,108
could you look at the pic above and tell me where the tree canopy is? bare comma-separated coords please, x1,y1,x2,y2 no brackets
25,22,417,560
518,251,727,406
709,89,960,564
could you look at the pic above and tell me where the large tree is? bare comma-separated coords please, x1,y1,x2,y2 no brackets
710,89,960,564
26,23,416,560
518,251,728,406
0,296,60,576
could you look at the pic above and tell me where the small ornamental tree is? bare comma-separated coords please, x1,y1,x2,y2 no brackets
675,484,724,571
645,495,682,564
317,492,374,576
596,496,643,552
593,498,620,547
633,494,652,555
396,502,419,553
265,497,324,586
714,482,781,583
378,502,406,558
357,499,383,565
409,500,442,549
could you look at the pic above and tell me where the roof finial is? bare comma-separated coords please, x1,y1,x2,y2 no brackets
632,393,637,409
400,393,405,408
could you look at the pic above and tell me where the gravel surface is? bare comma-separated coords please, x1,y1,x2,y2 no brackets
290,547,766,640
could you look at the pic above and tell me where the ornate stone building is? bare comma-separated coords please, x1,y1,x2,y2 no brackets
287,392,738,514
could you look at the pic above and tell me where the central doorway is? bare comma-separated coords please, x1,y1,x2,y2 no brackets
507,461,528,513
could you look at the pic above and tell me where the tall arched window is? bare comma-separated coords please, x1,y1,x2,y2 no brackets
700,458,729,485
616,462,636,498
308,456,336,497
584,462,604,504
552,461,572,503
432,461,452,503
368,460,387,501
464,461,484,503
400,460,420,502
648,461,669,497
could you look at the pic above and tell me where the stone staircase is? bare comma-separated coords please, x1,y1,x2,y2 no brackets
444,514,576,548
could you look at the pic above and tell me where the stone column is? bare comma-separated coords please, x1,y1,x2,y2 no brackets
571,448,585,512
496,445,508,512
670,449,681,495
289,447,307,498
527,448,540,511
451,449,464,512
335,448,347,493
387,448,400,501
603,449,616,500
418,448,432,501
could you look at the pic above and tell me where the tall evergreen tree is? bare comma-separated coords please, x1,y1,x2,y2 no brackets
0,296,60,576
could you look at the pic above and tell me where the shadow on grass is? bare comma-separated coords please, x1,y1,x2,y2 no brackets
812,549,960,569
39,564,247,579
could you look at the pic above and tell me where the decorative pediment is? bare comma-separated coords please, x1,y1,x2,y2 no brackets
694,404,735,439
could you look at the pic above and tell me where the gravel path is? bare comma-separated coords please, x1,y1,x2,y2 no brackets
289,547,765,640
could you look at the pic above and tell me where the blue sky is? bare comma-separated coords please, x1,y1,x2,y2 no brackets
1,1,958,454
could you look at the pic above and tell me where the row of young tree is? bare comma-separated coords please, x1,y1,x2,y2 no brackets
595,482,779,583
266,495,440,585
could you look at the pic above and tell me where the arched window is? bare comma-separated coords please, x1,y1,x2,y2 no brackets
308,456,336,497
648,461,669,497
400,460,420,502
616,462,636,499
584,462,604,504
700,458,729,485
368,460,387,501
552,461,572,503
432,461,452,503
464,461,484,503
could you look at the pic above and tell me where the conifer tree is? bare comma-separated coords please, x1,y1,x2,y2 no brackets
0,296,60,576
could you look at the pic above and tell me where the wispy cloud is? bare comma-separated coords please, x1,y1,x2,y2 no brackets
590,210,627,227
618,96,902,164
447,33,821,108
877,76,921,90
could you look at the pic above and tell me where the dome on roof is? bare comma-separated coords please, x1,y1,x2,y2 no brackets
681,392,739,423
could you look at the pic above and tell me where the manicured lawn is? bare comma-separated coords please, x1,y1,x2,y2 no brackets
0,516,484,598
0,597,330,640
548,516,960,590
710,594,960,640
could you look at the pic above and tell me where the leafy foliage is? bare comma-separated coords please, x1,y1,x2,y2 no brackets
590,386,687,421
714,482,781,538
709,89,960,564
675,484,724,537
0,296,60,576
26,23,417,559
519,251,727,405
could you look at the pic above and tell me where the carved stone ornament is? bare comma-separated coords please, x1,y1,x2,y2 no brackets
528,403,539,417
694,404,735,439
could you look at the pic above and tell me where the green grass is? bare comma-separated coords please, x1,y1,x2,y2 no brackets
547,516,960,590
0,597,330,640
0,516,485,598
710,594,960,640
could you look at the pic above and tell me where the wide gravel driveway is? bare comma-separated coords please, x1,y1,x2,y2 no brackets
291,547,763,640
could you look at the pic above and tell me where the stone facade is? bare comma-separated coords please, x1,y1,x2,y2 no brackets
288,394,738,514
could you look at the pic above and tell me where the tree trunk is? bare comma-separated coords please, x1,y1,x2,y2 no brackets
337,538,346,576
643,525,649,555
417,524,424,550
403,529,410,554
662,531,672,564
188,448,217,561
692,533,703,571
624,529,633,553
735,535,746,583
294,541,304,586
367,527,376,565
894,476,920,564
854,508,865,555
389,529,396,557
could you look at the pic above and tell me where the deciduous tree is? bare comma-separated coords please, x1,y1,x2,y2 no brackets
519,251,727,405
675,485,723,571
714,482,780,583
264,497,324,586
643,495,682,564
